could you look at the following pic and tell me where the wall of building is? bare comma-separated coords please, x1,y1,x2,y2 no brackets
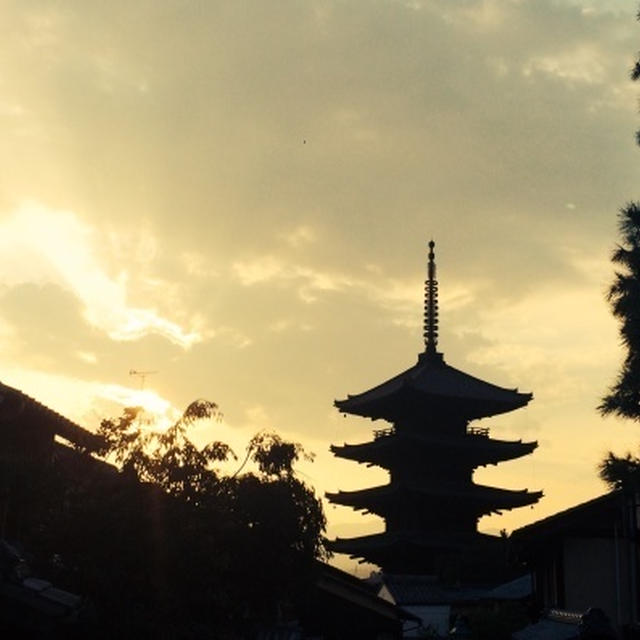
562,536,633,629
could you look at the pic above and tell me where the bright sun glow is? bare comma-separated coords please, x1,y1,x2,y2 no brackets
99,383,179,429
0,201,201,348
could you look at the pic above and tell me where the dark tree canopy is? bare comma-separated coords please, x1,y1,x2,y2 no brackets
600,203,640,420
8,400,328,638
599,450,640,490
598,8,640,492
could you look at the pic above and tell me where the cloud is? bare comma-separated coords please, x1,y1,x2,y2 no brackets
76,351,98,364
1,0,634,289
523,46,606,84
232,255,358,303
232,256,286,286
98,383,178,427
280,225,317,248
0,202,201,348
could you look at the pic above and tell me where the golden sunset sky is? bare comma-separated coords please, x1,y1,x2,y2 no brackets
2,0,640,572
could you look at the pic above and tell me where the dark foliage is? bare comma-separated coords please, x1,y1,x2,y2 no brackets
7,401,327,638
468,601,531,640
599,450,640,491
598,13,640,491
600,204,640,420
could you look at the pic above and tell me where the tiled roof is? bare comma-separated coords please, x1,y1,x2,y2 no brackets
330,432,538,467
381,574,487,605
326,481,542,513
512,490,624,540
0,381,103,452
328,529,496,556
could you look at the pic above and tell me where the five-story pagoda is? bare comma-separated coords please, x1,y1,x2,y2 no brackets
327,241,542,576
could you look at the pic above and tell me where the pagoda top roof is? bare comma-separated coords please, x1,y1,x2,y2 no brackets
335,351,532,421
335,241,532,421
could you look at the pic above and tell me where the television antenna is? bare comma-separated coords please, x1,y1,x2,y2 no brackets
129,369,158,390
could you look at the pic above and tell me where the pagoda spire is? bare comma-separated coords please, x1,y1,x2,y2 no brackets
423,240,439,356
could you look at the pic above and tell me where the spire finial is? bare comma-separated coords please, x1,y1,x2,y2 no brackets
423,239,439,355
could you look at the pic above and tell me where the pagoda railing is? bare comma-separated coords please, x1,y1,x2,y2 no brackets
373,426,490,438
467,426,490,437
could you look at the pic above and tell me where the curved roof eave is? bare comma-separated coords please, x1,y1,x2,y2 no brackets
326,482,543,507
335,354,532,420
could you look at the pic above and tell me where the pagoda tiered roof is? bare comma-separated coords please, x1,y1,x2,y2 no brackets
327,241,542,575
329,529,497,556
330,430,538,468
335,351,532,422
326,482,542,517
328,529,510,577
328,529,505,573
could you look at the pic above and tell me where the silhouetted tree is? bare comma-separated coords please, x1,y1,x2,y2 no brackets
600,204,640,420
23,400,327,638
599,450,640,490
599,8,640,490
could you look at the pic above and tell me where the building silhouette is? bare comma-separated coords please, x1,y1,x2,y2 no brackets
327,241,542,577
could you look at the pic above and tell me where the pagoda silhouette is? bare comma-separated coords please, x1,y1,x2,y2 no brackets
327,241,542,578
